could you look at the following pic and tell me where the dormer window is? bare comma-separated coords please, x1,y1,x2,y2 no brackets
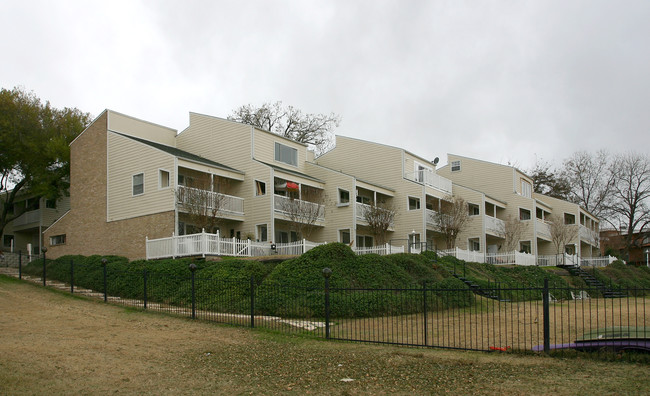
275,142,297,166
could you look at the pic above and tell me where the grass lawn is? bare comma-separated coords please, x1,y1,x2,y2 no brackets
1,275,649,395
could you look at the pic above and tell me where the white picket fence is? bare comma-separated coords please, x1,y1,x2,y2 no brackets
485,251,537,266
146,231,326,260
353,243,405,255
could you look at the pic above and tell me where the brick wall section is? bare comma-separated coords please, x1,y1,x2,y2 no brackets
44,112,175,260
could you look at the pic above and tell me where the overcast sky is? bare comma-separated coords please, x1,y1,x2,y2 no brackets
1,0,648,169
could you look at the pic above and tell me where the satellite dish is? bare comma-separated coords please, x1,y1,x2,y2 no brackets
432,157,439,165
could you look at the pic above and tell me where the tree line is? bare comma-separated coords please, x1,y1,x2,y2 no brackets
529,151,650,258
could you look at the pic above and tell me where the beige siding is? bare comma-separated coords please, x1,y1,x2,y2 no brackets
253,128,309,172
107,132,176,221
107,110,177,146
304,163,355,243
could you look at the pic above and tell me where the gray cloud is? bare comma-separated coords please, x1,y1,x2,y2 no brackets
1,0,648,170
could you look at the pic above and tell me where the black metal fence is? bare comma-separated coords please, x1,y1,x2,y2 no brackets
4,255,649,354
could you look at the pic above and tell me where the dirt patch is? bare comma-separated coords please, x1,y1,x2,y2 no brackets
1,276,649,395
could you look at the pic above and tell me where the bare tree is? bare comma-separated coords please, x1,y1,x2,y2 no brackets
607,152,650,259
176,174,230,234
228,101,341,155
361,200,396,245
548,214,578,256
498,215,528,252
529,159,571,200
562,150,615,219
277,185,324,239
434,196,470,249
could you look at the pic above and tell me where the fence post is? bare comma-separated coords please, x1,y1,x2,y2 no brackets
143,269,148,309
145,236,149,260
70,259,74,294
543,278,550,354
250,275,255,328
422,281,428,346
189,263,197,319
18,250,22,280
42,247,47,286
102,258,108,302
322,268,332,339
172,232,176,259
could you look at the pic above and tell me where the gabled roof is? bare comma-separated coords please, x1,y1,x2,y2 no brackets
113,132,243,174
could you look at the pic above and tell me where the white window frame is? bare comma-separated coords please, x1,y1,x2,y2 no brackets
338,228,351,244
50,234,66,246
132,173,144,196
255,180,267,196
338,188,350,206
451,160,461,172
274,142,298,167
520,240,532,254
468,238,480,251
519,207,532,221
408,196,421,211
468,203,480,216
159,169,171,190
521,179,532,198
256,224,268,242
414,161,432,183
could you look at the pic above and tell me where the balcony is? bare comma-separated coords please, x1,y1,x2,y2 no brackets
405,169,452,194
11,210,40,227
426,209,453,230
177,186,244,216
356,202,395,228
485,215,505,236
274,194,325,221
536,219,551,240
579,224,599,246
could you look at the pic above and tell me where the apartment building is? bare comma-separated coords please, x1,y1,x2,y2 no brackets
315,135,453,250
436,154,600,258
1,193,70,255
42,110,601,262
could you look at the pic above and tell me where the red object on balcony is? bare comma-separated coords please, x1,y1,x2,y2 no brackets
286,182,299,190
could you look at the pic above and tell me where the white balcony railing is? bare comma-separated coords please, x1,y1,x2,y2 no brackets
353,243,404,255
425,209,453,230
485,216,505,235
486,251,536,266
146,230,326,259
536,219,551,240
356,202,394,227
274,195,325,220
404,169,452,194
11,210,40,227
177,186,244,215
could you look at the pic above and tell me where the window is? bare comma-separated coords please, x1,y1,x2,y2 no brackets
521,180,532,198
564,213,576,225
133,173,144,196
159,170,170,189
339,229,351,244
468,203,480,216
257,224,268,242
451,160,461,172
469,238,480,251
519,208,531,220
356,235,373,248
275,142,298,166
255,180,266,196
415,162,432,183
520,241,531,254
50,234,66,246
338,189,350,205
408,196,420,210
3,235,14,248
46,199,56,209
26,198,40,210
356,194,371,204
